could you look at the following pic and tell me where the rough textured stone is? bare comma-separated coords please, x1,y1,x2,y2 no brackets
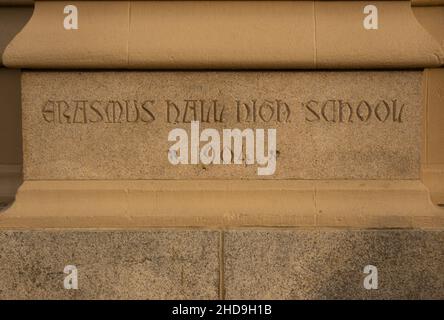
224,229,444,299
0,229,442,299
0,230,220,299
23,71,422,180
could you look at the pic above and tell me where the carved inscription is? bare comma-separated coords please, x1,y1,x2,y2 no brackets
41,99,407,125
42,100,156,124
236,99,291,123
304,99,405,123
166,99,225,123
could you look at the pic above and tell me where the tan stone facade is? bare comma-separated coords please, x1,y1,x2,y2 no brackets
3,1,444,68
0,1,443,299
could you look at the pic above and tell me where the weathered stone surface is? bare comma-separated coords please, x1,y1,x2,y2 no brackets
0,229,442,299
0,230,220,299
224,229,444,299
23,71,422,180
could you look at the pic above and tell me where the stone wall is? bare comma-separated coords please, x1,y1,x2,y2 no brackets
0,1,443,299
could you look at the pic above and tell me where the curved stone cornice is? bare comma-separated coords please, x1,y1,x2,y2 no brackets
2,1,444,69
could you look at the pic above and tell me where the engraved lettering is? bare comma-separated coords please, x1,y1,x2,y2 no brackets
259,100,275,122
356,100,372,122
236,100,256,123
141,100,156,123
375,100,390,122
304,100,320,122
213,100,225,123
392,99,405,123
125,100,140,123
39,98,407,126
167,100,180,124
42,100,56,123
73,100,87,124
183,100,198,123
58,100,72,124
89,100,104,123
338,100,353,123
276,100,291,123
321,100,337,122
237,99,290,123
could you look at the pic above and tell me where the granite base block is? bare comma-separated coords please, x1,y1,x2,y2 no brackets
0,230,220,299
224,229,444,299
0,229,442,299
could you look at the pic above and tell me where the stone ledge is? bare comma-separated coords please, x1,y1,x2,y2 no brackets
3,1,443,69
1,180,443,229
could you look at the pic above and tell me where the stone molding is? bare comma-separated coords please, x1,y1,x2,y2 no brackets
1,180,443,228
2,1,443,69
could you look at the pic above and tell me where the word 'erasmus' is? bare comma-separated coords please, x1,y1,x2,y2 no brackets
41,100,155,124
